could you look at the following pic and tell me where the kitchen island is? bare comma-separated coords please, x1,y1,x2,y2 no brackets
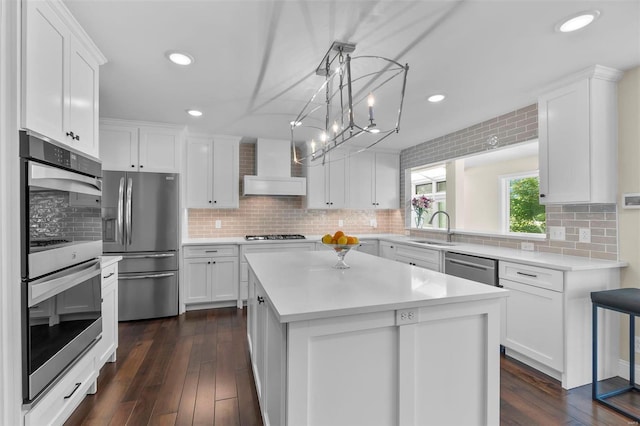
246,250,508,426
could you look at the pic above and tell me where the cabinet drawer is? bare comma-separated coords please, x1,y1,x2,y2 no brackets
101,263,117,283
499,261,563,292
395,244,440,264
25,350,97,426
184,245,238,258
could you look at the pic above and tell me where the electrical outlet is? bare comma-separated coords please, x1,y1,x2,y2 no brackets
338,219,344,227
549,226,566,241
579,228,591,243
370,219,377,228
215,220,221,229
396,309,418,325
521,242,534,251
635,336,640,353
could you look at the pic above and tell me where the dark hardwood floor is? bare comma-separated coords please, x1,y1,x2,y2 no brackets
66,308,634,425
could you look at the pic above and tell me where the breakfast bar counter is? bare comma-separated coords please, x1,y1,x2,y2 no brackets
246,250,508,426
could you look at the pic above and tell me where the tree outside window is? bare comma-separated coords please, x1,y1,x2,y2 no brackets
502,173,546,234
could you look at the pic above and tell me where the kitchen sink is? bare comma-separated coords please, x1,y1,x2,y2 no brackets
410,239,456,246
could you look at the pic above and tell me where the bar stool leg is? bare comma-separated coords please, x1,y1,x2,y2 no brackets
631,314,635,387
593,303,599,400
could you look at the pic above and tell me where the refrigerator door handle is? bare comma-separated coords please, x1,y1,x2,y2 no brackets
125,177,133,246
119,272,175,280
116,177,125,244
122,253,176,259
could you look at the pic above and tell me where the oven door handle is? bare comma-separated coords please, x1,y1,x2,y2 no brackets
28,259,101,307
28,161,102,196
125,178,133,246
117,177,125,245
119,272,175,280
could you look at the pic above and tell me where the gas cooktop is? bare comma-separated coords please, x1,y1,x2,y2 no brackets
244,234,306,241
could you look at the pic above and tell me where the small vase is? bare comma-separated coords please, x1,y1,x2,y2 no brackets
415,215,424,229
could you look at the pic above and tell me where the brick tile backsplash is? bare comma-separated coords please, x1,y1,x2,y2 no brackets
400,103,618,260
188,143,405,238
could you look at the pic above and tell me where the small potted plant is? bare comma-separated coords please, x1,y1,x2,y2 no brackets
411,195,434,228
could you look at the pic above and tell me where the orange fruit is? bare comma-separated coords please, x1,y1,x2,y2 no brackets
346,236,356,244
337,235,348,245
322,234,333,244
333,230,345,241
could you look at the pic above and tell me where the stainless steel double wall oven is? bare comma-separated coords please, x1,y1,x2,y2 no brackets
20,131,103,404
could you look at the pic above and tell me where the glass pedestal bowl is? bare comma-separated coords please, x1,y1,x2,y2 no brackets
322,243,359,269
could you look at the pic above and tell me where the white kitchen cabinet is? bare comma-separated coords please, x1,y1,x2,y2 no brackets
348,150,399,209
393,242,441,272
23,345,97,426
240,242,315,308
97,261,118,370
186,135,240,208
99,120,183,172
538,65,623,204
379,240,396,260
22,0,105,158
499,260,620,389
355,239,379,256
305,150,347,209
183,245,239,307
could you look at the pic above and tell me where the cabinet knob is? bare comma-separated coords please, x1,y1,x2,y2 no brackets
214,200,217,204
131,165,135,168
257,296,265,304
209,200,212,203
540,194,546,198
207,261,211,264
140,165,144,169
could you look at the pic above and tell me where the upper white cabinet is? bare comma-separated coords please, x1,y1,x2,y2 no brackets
348,150,399,209
186,135,240,208
22,0,106,158
99,120,183,172
305,150,347,209
538,65,623,204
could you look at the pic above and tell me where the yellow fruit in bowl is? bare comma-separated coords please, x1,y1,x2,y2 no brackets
321,234,333,244
337,235,348,245
333,230,345,241
352,236,359,244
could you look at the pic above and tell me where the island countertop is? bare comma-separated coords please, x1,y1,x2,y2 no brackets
245,250,508,323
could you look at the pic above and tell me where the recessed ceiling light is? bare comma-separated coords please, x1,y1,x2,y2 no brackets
167,51,194,66
427,94,446,103
186,109,202,117
556,10,600,33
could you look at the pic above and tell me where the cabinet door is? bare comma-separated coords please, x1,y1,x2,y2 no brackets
100,124,138,171
138,127,182,172
348,150,375,209
379,242,396,259
327,154,347,208
212,137,239,208
305,160,328,209
68,37,99,158
501,279,563,371
211,257,238,301
183,258,212,304
538,79,591,204
98,277,117,368
186,138,213,208
22,0,67,143
374,153,400,208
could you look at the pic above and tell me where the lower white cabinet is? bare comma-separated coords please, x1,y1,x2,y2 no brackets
379,240,396,260
239,242,315,307
183,245,239,307
393,243,441,272
24,348,98,426
499,260,620,389
97,261,118,369
354,239,379,256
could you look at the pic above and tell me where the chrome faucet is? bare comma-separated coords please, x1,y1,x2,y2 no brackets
428,210,452,242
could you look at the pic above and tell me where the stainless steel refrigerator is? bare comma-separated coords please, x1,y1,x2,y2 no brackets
102,171,179,321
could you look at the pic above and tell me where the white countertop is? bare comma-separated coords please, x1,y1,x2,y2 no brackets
245,250,508,323
101,255,122,267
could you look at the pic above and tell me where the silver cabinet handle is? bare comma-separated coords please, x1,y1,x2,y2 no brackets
205,250,218,253
122,253,175,259
516,271,538,278
119,272,175,280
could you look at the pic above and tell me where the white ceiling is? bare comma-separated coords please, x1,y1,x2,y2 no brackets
65,0,640,152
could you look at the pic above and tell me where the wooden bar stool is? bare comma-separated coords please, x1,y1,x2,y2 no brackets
592,288,640,422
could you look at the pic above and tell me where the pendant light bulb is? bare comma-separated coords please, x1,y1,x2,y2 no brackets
310,139,316,152
332,121,340,134
367,93,375,122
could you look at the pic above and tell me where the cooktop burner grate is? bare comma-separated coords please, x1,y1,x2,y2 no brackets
244,234,306,241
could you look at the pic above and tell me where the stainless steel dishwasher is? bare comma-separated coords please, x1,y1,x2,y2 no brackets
444,251,501,287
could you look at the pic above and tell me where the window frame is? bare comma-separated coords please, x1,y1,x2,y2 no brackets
499,170,545,235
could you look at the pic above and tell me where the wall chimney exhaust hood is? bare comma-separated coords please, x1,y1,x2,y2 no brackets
243,139,306,196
